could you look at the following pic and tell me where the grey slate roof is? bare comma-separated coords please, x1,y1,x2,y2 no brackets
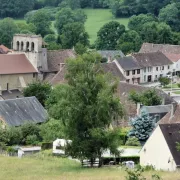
116,56,141,70
0,89,23,100
98,50,125,59
0,97,48,126
159,124,180,166
141,105,172,114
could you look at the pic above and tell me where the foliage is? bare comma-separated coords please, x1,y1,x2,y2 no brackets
46,52,124,167
25,135,39,145
96,21,125,50
0,18,19,48
0,0,35,18
23,80,52,107
176,142,180,152
129,89,162,106
128,14,156,33
177,83,180,88
74,42,87,55
128,111,156,141
44,34,57,43
125,166,146,180
47,42,62,50
0,142,6,151
125,137,141,146
40,119,65,142
55,8,87,35
159,77,170,87
16,22,36,34
158,3,180,32
116,30,142,54
60,22,89,49
29,9,53,37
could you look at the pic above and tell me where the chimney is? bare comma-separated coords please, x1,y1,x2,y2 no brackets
170,102,177,119
137,103,141,115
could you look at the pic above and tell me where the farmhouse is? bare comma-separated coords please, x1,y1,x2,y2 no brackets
140,123,180,171
0,54,37,91
0,97,48,127
115,52,173,84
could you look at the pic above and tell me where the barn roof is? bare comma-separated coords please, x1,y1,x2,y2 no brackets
0,97,48,126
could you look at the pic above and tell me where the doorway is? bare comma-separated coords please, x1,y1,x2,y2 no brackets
148,75,152,82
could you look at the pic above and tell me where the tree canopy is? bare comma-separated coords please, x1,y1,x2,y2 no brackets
46,52,124,166
96,21,125,50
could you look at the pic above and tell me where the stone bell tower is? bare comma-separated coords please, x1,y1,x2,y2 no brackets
13,34,48,71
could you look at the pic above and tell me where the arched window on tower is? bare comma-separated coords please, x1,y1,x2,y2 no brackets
21,42,24,51
26,42,30,51
17,41,20,51
31,42,35,51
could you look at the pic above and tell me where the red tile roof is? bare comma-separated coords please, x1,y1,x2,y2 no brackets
0,54,37,74
164,53,180,62
0,45,10,54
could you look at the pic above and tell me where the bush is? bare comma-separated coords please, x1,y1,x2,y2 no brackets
159,77,170,87
0,142,7,151
125,137,141,146
26,135,39,145
177,83,180,88
40,119,65,142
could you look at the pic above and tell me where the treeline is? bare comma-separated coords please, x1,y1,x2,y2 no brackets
0,0,110,18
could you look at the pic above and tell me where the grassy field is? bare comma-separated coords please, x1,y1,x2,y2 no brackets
0,155,180,180
84,9,129,43
1,9,129,44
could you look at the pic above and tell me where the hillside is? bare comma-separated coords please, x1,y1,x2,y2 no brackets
83,9,129,43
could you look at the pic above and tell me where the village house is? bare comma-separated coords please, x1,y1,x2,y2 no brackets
139,43,180,75
140,123,180,171
0,97,48,127
0,54,37,91
114,52,173,84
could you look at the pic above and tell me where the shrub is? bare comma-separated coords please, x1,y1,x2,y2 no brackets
159,77,170,87
125,137,141,146
177,83,180,88
40,119,65,142
0,142,7,151
26,135,39,145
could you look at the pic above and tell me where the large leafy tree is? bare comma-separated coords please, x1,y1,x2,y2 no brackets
46,53,124,167
128,14,156,33
55,8,87,35
128,111,156,141
29,9,53,37
159,3,180,32
0,18,19,48
96,21,125,50
116,30,142,54
60,22,89,49
23,81,52,107
129,89,162,106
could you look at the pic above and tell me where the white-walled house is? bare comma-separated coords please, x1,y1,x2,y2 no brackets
114,52,173,84
140,124,180,171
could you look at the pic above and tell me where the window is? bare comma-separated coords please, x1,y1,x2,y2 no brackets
162,66,164,70
144,75,146,82
126,79,130,83
126,71,130,76
33,73,36,78
137,69,140,74
148,67,152,72
168,65,170,69
144,68,146,73
156,67,158,71
132,70,135,75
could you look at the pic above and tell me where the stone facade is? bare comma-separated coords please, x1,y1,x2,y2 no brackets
0,73,37,91
13,34,48,71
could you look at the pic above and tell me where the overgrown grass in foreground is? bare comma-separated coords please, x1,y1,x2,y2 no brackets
0,155,179,180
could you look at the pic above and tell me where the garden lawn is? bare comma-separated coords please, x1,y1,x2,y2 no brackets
83,9,129,43
0,155,179,180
